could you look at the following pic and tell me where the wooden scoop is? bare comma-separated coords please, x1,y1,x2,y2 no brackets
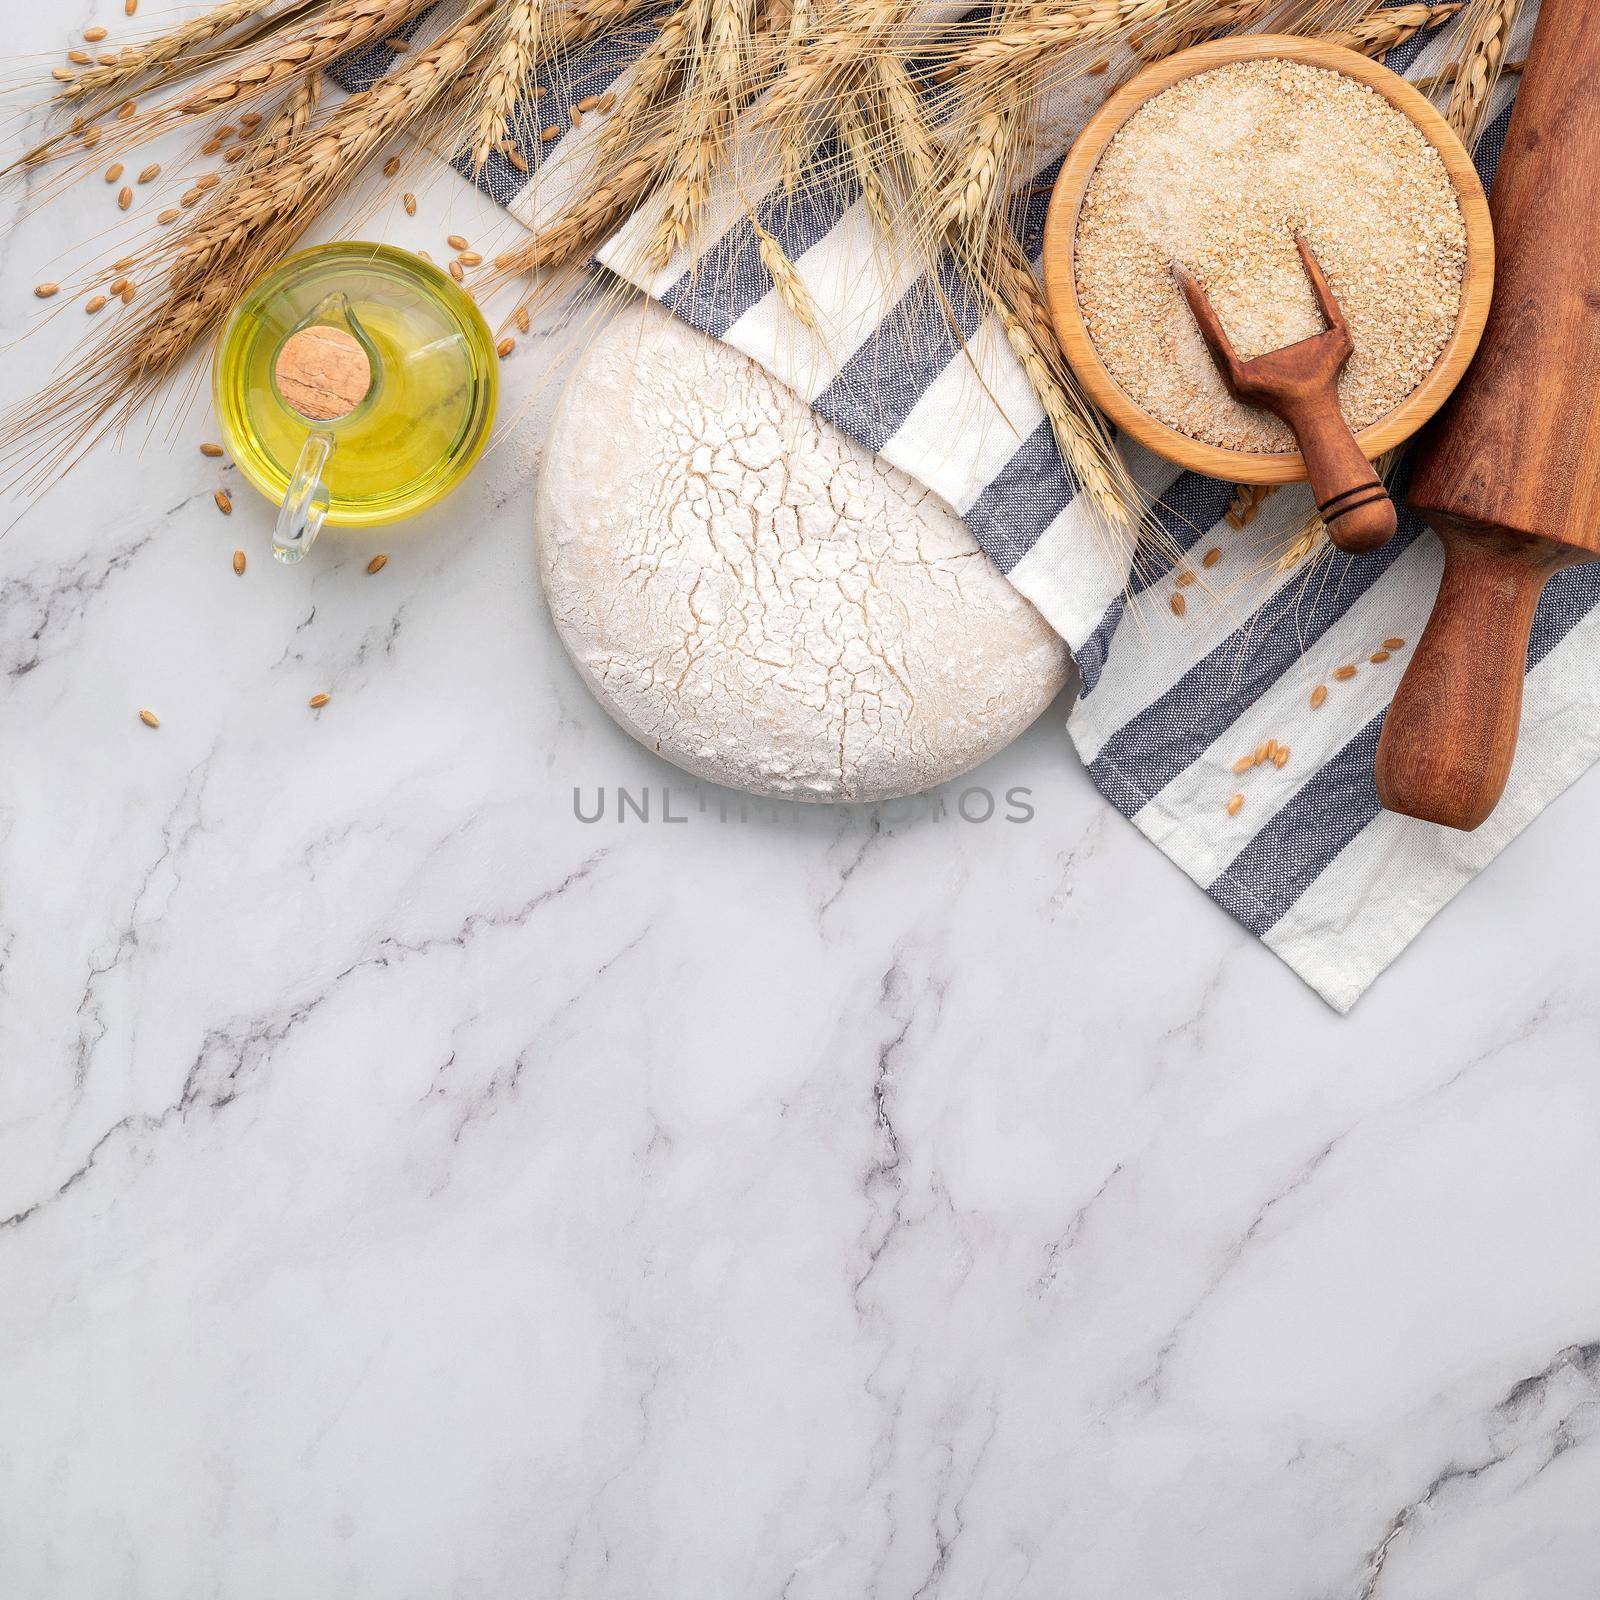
1173,234,1398,555
1375,0,1600,831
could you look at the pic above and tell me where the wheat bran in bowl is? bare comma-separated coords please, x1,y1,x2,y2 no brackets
1072,57,1468,454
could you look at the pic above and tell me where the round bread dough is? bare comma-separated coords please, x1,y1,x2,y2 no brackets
534,303,1071,802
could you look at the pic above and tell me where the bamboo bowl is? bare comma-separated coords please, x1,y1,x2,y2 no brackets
1041,35,1495,485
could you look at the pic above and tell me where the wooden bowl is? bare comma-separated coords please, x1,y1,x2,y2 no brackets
1041,35,1495,485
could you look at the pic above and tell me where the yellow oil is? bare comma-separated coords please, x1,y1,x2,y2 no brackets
213,242,498,527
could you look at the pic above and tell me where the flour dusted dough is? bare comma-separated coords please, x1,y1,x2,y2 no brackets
535,304,1071,801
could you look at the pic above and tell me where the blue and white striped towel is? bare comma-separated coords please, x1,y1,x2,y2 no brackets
345,3,1600,1010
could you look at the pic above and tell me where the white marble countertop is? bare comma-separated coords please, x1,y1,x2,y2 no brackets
4,7,1600,1597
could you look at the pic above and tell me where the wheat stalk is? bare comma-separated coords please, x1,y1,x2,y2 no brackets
490,126,682,275
1414,54,1522,92
1447,0,1521,145
597,3,692,161
237,71,321,174
56,0,286,103
837,93,894,235
951,0,1194,89
937,108,1016,243
1323,1,1461,58
752,216,819,328
757,0,918,133
645,0,759,269
1149,0,1275,60
470,0,546,170
869,55,939,200
174,16,486,287
177,0,437,115
975,229,1138,534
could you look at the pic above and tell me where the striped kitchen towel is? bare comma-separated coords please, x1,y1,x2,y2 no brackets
339,3,1599,1010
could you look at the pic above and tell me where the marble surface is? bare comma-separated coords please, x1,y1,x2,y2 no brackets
4,8,1600,1598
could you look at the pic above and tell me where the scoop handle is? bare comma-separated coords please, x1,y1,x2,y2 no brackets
1375,526,1565,831
1279,385,1397,555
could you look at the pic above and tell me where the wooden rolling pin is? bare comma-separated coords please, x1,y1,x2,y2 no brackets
1374,0,1600,831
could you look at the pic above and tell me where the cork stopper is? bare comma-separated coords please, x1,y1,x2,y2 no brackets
273,324,372,422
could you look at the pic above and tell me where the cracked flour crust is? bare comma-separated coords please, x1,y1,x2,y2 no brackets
535,305,1070,801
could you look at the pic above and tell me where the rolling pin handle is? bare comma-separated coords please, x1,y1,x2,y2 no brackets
1375,527,1563,831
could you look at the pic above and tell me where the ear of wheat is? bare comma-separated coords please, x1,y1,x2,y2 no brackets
1446,0,1522,145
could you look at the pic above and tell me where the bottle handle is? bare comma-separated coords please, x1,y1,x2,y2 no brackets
273,431,334,564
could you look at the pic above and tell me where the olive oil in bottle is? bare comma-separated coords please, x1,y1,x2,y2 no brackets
213,241,498,561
